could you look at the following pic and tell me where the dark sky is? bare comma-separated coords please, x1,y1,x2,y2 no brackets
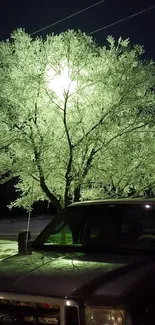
1,0,155,59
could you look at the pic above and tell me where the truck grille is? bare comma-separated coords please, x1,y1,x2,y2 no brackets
0,293,81,325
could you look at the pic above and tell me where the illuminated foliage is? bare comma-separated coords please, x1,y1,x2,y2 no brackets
0,29,155,211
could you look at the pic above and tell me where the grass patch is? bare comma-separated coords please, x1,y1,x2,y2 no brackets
0,240,18,261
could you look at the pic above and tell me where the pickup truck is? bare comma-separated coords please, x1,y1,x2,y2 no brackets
0,199,155,325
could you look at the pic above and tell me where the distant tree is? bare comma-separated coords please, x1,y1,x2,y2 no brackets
0,29,155,211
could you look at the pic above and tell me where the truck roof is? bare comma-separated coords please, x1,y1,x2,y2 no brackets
69,198,155,207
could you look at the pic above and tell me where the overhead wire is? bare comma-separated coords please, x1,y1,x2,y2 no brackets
31,0,107,36
88,4,155,35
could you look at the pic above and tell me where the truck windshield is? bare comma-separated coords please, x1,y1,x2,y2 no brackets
33,203,155,251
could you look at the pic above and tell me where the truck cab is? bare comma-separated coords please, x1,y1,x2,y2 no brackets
0,199,155,325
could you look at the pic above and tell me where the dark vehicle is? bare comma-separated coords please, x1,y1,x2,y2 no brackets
0,199,155,325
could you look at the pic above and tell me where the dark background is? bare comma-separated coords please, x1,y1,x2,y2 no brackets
0,0,155,217
1,0,155,59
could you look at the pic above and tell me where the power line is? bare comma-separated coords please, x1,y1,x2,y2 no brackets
88,4,155,35
31,0,107,36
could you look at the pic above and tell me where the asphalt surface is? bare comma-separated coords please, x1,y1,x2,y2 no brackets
0,217,54,261
0,217,52,240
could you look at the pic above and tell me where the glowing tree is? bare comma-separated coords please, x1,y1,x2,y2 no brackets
0,29,155,211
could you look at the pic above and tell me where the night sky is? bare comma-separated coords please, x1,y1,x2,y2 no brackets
1,0,155,60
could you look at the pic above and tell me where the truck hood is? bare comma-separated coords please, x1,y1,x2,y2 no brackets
0,250,153,301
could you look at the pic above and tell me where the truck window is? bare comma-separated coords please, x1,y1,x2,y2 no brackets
45,224,73,245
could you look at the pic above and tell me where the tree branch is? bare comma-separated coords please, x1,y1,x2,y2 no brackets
63,92,73,206
30,127,62,212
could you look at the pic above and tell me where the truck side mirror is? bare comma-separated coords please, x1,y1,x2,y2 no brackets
18,230,31,253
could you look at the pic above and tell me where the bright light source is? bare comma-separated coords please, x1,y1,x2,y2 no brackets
46,63,77,100
66,301,71,306
145,204,151,209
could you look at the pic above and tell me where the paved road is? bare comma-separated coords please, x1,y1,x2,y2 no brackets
0,217,54,261
0,217,52,240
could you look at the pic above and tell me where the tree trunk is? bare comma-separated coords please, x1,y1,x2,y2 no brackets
64,156,73,207
40,175,62,213
64,188,73,207
74,185,81,202
34,148,62,213
63,94,73,208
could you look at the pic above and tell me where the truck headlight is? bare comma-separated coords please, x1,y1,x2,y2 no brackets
85,307,132,325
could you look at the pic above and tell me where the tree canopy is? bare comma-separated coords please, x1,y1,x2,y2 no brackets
0,29,155,211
